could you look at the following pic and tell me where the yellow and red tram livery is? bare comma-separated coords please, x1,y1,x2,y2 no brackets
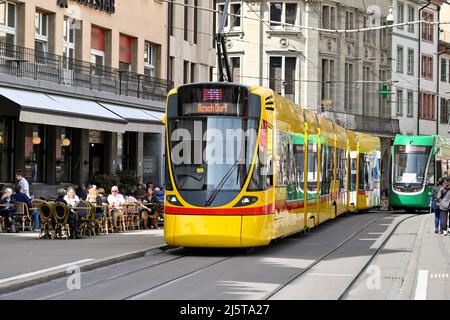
164,83,381,248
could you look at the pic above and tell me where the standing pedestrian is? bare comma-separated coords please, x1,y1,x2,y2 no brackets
433,178,445,233
438,177,450,236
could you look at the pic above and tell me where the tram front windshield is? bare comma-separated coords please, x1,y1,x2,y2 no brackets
393,145,431,188
168,86,258,191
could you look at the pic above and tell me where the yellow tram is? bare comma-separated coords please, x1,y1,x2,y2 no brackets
163,83,381,248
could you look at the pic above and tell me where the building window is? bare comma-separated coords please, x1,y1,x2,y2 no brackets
218,2,242,32
193,0,198,44
270,2,298,29
91,26,105,75
270,56,297,102
35,11,49,62
379,69,387,117
407,6,415,33
0,1,16,50
363,16,370,43
407,91,414,117
396,89,403,115
119,34,132,72
397,2,404,29
230,56,241,84
441,58,447,82
379,21,387,47
321,58,335,103
440,98,448,124
184,0,189,41
183,60,189,84
420,93,435,120
421,55,433,80
362,66,370,114
407,48,414,75
63,17,76,70
24,124,45,183
397,46,404,73
322,5,335,29
144,42,156,77
422,11,434,42
346,11,354,39
344,63,353,112
0,118,13,182
190,62,195,83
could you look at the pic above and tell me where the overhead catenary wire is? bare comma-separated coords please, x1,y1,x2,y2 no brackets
161,0,450,33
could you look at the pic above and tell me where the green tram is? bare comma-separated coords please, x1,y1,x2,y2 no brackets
390,134,450,211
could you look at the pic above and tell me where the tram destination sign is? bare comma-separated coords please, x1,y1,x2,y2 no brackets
397,145,429,153
57,0,116,14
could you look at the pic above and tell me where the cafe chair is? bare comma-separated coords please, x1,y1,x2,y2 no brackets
37,201,55,240
15,202,32,232
52,202,70,239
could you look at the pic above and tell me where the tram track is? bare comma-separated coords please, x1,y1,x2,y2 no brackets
264,212,414,300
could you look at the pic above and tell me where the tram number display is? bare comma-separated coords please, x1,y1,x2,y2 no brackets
182,102,243,116
397,145,429,153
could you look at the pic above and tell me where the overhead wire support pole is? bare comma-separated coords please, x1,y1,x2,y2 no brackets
216,0,232,82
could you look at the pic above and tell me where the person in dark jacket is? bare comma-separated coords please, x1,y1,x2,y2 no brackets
75,184,87,201
432,178,445,233
0,188,17,232
438,178,450,236
14,185,40,231
55,189,80,239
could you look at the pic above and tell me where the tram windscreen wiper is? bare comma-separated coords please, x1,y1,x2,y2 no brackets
204,159,240,207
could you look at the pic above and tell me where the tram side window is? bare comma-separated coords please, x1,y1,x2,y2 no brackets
248,122,273,191
321,145,333,195
308,143,318,192
276,130,288,186
350,156,357,191
358,153,373,191
336,148,347,193
293,141,305,190
427,156,435,185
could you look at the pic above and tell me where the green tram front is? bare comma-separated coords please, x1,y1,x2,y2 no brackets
390,135,435,210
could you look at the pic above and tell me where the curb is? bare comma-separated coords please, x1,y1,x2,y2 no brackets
0,244,167,295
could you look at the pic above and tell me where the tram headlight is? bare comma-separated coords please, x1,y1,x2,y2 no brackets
233,196,258,207
166,195,182,206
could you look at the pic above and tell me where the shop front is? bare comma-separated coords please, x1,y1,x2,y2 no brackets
0,86,165,198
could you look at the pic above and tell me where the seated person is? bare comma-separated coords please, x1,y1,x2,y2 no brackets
0,188,17,232
86,186,104,219
141,188,160,229
97,187,108,204
153,187,165,220
56,189,80,239
107,186,126,231
125,189,156,230
14,185,40,231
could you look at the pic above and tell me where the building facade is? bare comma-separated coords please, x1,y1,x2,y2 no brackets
167,0,216,87
392,0,444,136
0,0,173,197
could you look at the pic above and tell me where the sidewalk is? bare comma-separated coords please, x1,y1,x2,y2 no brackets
0,229,166,293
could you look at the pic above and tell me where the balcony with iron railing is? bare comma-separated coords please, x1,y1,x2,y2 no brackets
0,42,173,101
323,110,400,136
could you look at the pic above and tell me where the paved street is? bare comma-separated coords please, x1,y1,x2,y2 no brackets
0,229,165,292
2,211,447,300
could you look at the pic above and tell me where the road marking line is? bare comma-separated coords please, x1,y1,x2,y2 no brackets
0,259,94,284
359,238,379,241
414,270,429,300
307,273,353,277
368,232,383,235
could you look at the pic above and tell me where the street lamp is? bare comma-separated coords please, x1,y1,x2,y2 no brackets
386,7,394,26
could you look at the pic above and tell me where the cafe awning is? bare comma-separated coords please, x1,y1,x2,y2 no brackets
0,87,128,132
99,102,165,133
